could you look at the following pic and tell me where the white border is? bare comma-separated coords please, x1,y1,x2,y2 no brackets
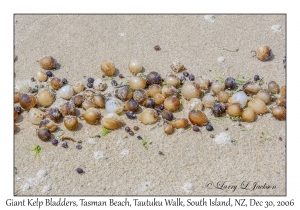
2,1,299,209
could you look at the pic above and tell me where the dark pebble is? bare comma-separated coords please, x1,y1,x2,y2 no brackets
62,78,68,84
183,71,189,77
188,74,195,81
211,102,226,117
111,80,118,86
14,106,22,114
206,124,214,131
129,131,134,136
62,142,68,148
193,125,200,132
158,104,164,110
254,75,260,81
279,137,282,141
180,76,186,83
76,144,82,149
154,45,161,51
144,98,155,108
51,139,59,146
30,88,38,93
225,77,236,89
87,77,94,83
95,134,101,138
125,111,136,119
225,127,229,131
87,83,93,88
161,110,173,121
76,168,84,174
125,127,131,132
137,136,143,140
30,77,36,82
154,108,161,114
133,126,139,131
114,89,118,97
46,71,53,77
119,74,125,79
102,75,106,78
77,140,82,144
158,151,164,155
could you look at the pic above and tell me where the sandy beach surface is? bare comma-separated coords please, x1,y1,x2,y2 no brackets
14,14,286,196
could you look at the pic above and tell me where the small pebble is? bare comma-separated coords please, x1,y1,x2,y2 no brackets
206,124,214,131
125,127,131,132
87,83,93,88
76,144,82,149
102,75,106,78
133,126,139,131
62,78,68,84
183,71,189,77
51,139,59,146
77,140,82,143
188,74,195,81
180,76,186,83
95,134,101,138
14,106,22,114
158,151,164,155
119,74,124,79
46,71,53,77
137,136,143,140
225,127,229,131
87,77,94,83
154,45,161,51
158,104,164,110
225,77,236,89
279,137,282,141
62,142,68,148
114,89,118,97
76,168,84,174
283,56,286,63
193,125,200,132
129,131,134,136
39,84,44,88
30,88,38,93
125,111,136,119
31,77,36,82
210,134,215,138
254,75,260,81
111,80,118,86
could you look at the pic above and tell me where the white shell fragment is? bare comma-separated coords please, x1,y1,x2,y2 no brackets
218,56,225,62
271,25,281,32
214,132,232,145
204,15,215,23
